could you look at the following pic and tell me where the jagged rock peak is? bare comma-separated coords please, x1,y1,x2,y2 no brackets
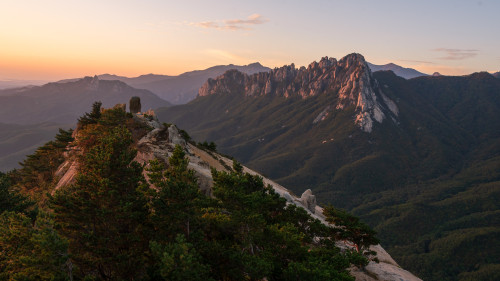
198,53,398,132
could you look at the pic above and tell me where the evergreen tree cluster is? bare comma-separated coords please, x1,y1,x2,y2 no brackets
0,103,379,280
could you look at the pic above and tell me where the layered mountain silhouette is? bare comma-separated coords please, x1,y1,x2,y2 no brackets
493,71,500,78
52,62,424,106
156,53,500,281
59,63,271,104
0,79,49,90
367,62,428,79
0,76,170,125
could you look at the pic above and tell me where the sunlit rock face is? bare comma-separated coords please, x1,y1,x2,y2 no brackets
199,53,398,132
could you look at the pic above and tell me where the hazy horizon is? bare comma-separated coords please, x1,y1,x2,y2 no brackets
1,0,499,81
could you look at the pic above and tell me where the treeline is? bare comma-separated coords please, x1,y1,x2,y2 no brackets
0,103,378,280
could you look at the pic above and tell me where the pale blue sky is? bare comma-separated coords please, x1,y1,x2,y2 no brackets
1,0,498,80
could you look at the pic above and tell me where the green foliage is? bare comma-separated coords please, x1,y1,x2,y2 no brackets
0,172,33,215
324,205,379,256
197,141,217,151
0,211,70,280
147,145,203,240
155,71,500,280
14,128,73,204
178,129,192,142
77,101,102,128
50,125,151,280
204,167,355,280
150,234,212,281
232,159,243,173
3,107,381,280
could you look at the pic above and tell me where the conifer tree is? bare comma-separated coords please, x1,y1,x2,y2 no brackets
324,205,379,257
77,101,102,128
0,211,70,280
50,125,151,280
148,145,204,240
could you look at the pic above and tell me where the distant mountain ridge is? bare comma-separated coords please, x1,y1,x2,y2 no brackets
0,79,49,90
367,62,428,79
59,63,271,104
493,71,500,78
52,61,428,105
0,122,72,171
0,76,170,125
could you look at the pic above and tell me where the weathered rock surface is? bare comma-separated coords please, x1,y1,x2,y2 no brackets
199,53,399,132
300,189,317,213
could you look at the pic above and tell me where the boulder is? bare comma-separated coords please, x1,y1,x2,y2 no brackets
168,125,187,147
130,96,142,113
300,189,316,213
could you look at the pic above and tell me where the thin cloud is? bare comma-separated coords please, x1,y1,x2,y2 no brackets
433,48,479,60
191,14,268,31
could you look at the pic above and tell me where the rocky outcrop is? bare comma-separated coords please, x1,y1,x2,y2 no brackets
300,189,317,213
199,53,398,132
129,96,141,113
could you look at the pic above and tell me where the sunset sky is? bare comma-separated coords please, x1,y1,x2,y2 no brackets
1,0,499,81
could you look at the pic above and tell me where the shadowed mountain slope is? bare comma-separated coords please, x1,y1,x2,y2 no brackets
0,76,170,125
156,54,500,281
367,62,428,79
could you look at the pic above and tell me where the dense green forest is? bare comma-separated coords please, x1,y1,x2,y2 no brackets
156,71,500,280
0,104,378,280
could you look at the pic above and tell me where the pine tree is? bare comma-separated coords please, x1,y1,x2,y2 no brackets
147,145,204,240
323,205,379,257
50,125,151,280
0,211,70,280
77,101,102,128
0,172,33,215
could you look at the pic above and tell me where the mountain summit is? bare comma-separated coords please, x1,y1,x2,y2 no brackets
199,53,398,132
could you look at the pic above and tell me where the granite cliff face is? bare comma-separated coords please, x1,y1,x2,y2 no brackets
199,53,398,132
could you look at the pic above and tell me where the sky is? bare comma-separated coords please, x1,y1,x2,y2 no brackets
1,0,499,81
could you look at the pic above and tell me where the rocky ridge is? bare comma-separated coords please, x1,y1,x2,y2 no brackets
53,113,420,281
198,53,398,132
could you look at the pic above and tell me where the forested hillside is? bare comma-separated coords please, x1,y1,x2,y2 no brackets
155,60,500,281
0,104,382,280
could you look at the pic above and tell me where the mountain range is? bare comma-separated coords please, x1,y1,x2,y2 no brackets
0,79,49,90
367,62,428,79
155,54,500,281
59,63,271,104
53,62,431,105
0,76,170,125
0,76,170,171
